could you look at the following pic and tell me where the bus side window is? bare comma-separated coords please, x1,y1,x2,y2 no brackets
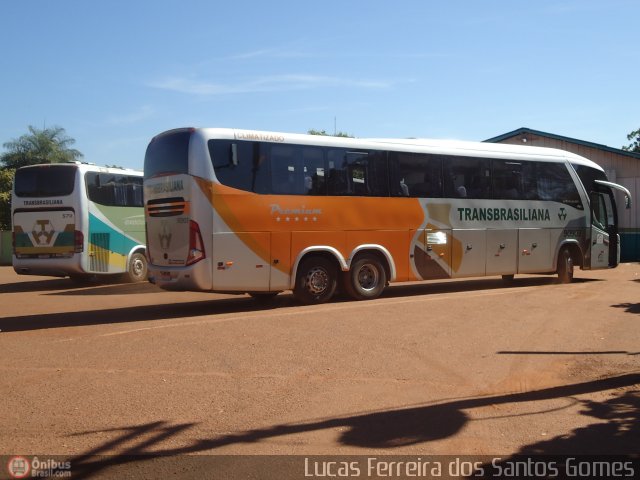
271,145,304,195
492,160,523,200
302,147,326,195
389,152,442,198
444,156,491,199
209,140,269,194
327,149,349,195
537,163,582,208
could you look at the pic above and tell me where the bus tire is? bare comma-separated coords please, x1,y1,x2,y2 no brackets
127,252,148,283
293,256,337,304
557,247,574,284
344,255,387,300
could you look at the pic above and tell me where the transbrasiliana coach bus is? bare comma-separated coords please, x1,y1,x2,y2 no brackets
143,128,631,304
12,162,148,282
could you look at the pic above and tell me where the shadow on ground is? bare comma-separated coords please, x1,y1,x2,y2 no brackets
56,373,640,478
0,276,600,333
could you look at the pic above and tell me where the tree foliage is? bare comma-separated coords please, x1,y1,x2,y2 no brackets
622,128,640,153
0,125,83,169
0,168,15,230
0,125,83,231
308,128,354,138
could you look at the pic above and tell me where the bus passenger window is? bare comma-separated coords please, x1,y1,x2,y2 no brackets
444,156,491,199
492,160,523,200
271,145,304,195
302,147,326,195
209,140,269,194
537,163,582,208
389,152,442,198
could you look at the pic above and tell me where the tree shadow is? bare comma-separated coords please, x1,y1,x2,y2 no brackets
478,389,640,477
612,303,640,314
57,373,640,478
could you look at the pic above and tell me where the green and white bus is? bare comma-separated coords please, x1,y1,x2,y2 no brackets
12,162,148,282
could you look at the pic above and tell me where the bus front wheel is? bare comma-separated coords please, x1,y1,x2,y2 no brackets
127,252,148,283
344,256,387,300
293,257,337,304
557,248,574,284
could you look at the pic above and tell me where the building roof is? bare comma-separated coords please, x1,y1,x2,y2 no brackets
484,127,640,160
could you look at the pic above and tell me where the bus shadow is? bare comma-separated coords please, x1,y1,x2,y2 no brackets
46,282,164,296
0,278,78,294
381,276,600,299
0,296,287,333
59,373,640,478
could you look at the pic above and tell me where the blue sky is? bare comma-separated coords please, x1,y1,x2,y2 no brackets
1,0,638,170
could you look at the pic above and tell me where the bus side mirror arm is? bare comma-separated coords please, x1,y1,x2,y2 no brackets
594,180,632,209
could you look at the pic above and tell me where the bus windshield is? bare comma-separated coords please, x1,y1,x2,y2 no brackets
144,129,192,180
14,165,76,197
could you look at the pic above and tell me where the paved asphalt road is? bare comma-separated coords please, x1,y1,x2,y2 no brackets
0,264,638,477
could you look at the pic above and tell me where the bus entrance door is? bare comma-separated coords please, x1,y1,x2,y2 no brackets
590,191,614,269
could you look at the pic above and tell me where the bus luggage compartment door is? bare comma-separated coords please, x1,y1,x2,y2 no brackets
485,229,517,276
452,229,486,278
212,232,271,291
518,229,552,273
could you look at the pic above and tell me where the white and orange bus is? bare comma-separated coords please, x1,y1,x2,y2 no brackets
143,128,630,304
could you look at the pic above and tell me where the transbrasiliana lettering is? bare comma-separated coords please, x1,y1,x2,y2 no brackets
457,207,551,222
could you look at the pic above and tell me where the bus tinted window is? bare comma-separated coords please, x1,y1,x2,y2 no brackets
492,159,539,200
444,156,491,199
86,172,143,207
14,165,76,197
209,140,269,194
144,129,191,180
389,151,442,197
571,164,607,193
537,162,582,208
327,149,388,196
269,144,326,195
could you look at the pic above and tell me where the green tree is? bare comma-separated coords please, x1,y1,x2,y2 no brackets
0,125,83,169
622,128,640,153
0,125,83,231
0,168,15,230
308,128,354,138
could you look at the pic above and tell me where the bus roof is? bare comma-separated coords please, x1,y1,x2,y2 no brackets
188,127,604,171
16,162,143,176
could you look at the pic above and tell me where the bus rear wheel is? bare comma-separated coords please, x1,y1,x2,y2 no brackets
344,255,387,300
127,252,148,283
293,257,337,304
557,247,574,284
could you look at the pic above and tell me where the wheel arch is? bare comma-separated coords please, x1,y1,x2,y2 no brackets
555,240,584,271
290,247,347,289
348,245,396,282
126,245,147,265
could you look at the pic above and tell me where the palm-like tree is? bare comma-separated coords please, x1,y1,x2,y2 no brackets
1,125,83,168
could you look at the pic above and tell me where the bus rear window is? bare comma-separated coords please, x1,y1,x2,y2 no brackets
144,129,192,180
14,165,76,197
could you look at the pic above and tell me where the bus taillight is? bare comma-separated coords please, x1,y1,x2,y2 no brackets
186,220,205,265
74,230,84,253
